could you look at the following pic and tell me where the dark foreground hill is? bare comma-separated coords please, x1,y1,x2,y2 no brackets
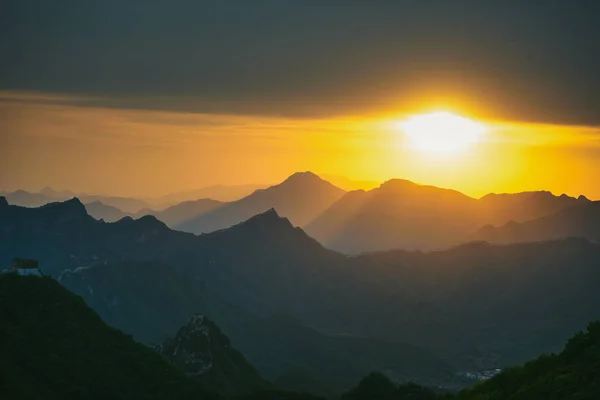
0,274,323,400
0,274,218,400
4,273,598,400
448,321,600,399
343,321,600,400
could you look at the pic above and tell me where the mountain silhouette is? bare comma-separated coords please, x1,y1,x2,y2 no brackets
149,183,269,204
475,201,600,244
2,188,157,213
1,189,57,207
0,198,194,276
6,179,588,254
40,186,77,199
478,190,590,225
176,172,345,234
147,198,225,227
306,179,480,253
85,198,225,227
306,182,591,254
85,200,131,222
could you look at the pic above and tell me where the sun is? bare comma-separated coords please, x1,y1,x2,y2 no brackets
399,111,487,155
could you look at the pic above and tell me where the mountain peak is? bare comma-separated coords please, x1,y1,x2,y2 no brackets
40,186,57,196
248,207,283,221
156,314,214,375
40,197,88,218
380,178,418,187
235,207,290,229
377,178,422,193
137,214,169,229
207,207,301,238
156,313,268,393
276,171,345,196
281,171,325,186
0,196,8,208
287,170,320,179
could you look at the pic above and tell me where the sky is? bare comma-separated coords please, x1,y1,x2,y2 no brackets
1,1,600,198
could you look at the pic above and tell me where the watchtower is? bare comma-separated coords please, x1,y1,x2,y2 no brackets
11,258,43,276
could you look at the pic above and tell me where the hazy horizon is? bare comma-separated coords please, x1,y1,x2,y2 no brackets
1,169,598,202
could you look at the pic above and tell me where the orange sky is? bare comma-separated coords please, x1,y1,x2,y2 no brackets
1,91,599,199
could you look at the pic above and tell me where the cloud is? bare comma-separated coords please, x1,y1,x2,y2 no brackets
2,1,600,125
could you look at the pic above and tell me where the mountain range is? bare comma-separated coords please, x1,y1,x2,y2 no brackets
306,181,591,253
3,196,600,391
3,173,594,254
85,198,225,226
146,183,270,204
475,201,600,244
176,171,346,233
1,188,159,213
0,183,263,214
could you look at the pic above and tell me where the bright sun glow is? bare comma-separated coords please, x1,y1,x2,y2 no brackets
399,111,487,154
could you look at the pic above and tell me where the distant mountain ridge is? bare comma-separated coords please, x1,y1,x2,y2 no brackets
478,190,591,225
306,181,591,253
147,183,269,204
84,198,225,226
2,188,158,213
176,171,346,233
475,200,600,244
306,179,479,253
4,174,593,253
0,196,196,276
2,183,264,212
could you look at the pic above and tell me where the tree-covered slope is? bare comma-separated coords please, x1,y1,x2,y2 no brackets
446,321,600,400
0,274,219,400
157,314,270,397
343,321,600,400
340,372,437,400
